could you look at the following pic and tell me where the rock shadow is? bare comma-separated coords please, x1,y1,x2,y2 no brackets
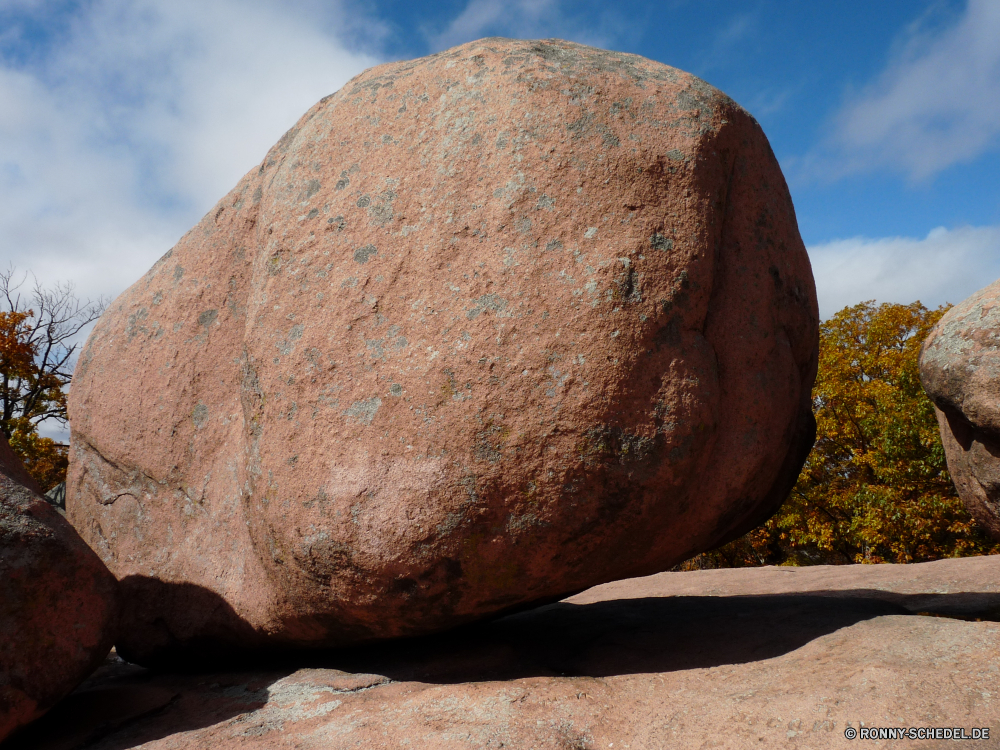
314,591,906,683
8,582,1000,749
3,576,275,750
2,654,280,750
315,588,1000,683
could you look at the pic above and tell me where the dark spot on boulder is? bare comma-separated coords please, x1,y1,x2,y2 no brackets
466,293,508,320
354,245,377,264
651,233,674,252
302,179,322,200
192,403,209,429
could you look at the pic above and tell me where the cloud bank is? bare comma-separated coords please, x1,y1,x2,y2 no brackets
0,0,379,305
808,224,1000,319
830,0,1000,180
428,0,617,52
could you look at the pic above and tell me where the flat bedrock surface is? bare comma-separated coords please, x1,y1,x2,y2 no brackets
10,554,1000,750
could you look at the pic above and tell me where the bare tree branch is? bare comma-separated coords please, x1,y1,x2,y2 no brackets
0,264,108,436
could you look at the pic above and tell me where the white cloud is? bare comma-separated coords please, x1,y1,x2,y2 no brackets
428,0,615,51
431,0,558,49
830,0,1000,180
807,225,1000,319
0,0,380,306
694,11,758,74
0,0,382,445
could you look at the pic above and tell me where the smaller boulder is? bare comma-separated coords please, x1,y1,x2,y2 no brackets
920,278,1000,540
0,434,118,742
0,435,44,496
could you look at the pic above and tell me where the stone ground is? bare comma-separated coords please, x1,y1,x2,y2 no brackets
8,555,1000,749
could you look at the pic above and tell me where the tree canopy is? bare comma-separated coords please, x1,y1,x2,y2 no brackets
686,300,1000,569
0,267,105,491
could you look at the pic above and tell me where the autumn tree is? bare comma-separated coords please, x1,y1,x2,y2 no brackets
0,266,106,491
684,300,999,569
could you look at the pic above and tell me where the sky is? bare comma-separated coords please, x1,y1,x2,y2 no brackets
2,0,1000,414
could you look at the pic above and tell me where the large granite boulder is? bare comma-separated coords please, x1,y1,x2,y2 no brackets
0,434,118,742
920,278,1000,540
67,37,818,664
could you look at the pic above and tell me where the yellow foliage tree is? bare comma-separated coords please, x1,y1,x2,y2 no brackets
0,268,105,492
685,301,1000,568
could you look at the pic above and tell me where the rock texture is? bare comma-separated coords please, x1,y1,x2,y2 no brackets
0,431,44,497
68,37,818,662
11,555,1000,749
0,434,118,743
920,278,1000,539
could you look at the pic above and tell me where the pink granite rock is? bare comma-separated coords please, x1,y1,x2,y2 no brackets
67,37,818,663
0,432,44,498
920,278,1000,539
12,556,1000,749
0,434,118,742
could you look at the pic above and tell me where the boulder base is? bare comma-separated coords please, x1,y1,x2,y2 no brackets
920,278,1000,539
68,37,817,662
0,434,117,743
11,556,1000,749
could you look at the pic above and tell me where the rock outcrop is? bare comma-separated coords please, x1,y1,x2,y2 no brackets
67,37,818,663
920,278,1000,539
11,555,1000,749
0,434,118,743
0,432,44,497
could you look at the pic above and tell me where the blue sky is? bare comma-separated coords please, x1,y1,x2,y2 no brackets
2,0,999,325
